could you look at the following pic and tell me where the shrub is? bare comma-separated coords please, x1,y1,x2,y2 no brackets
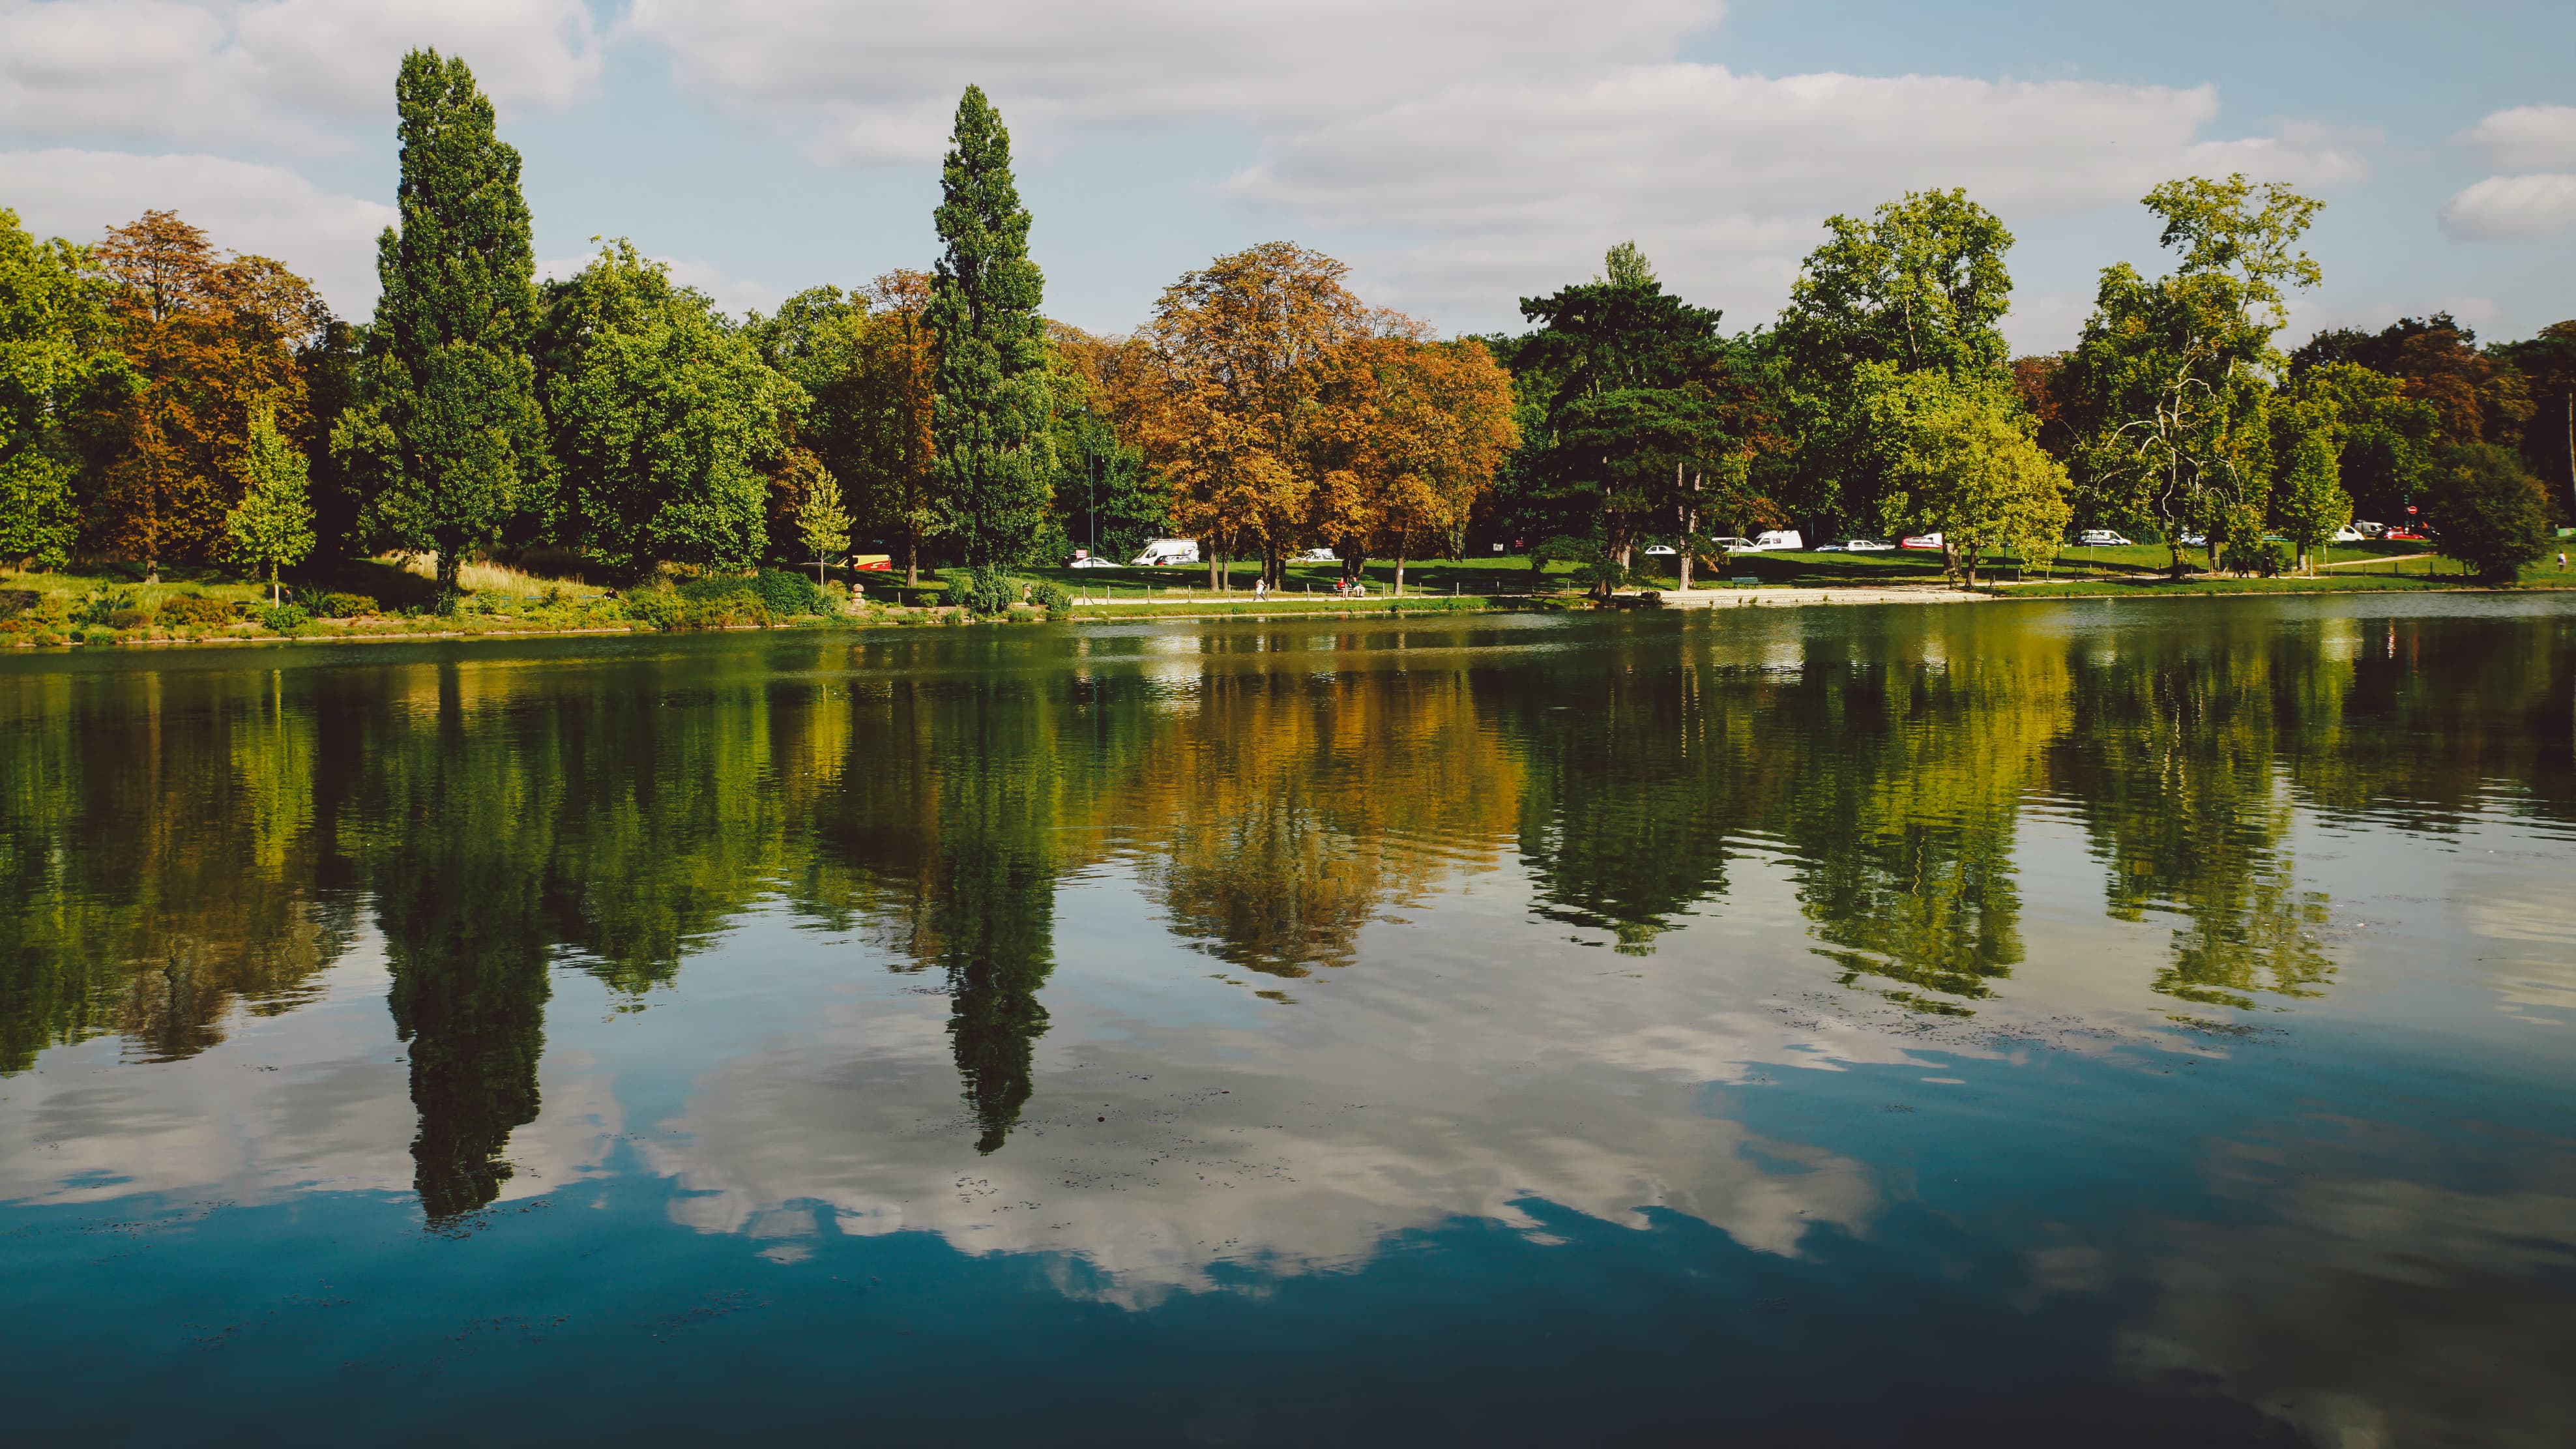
950,566,1018,617
259,604,310,634
74,589,136,626
308,591,378,619
107,606,153,631
621,588,682,630
0,589,38,619
1029,579,1072,619
752,568,823,617
159,593,234,626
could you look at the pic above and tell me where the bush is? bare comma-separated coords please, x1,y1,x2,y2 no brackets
308,591,378,619
107,606,153,631
621,587,682,630
950,566,1018,616
1029,579,1072,619
751,568,823,617
74,589,136,627
0,589,38,619
158,593,233,626
259,604,310,634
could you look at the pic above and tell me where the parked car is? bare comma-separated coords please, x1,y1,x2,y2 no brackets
2330,526,2365,543
1130,538,1201,566
1899,533,1945,551
2384,528,2428,542
2352,520,2386,537
1068,553,1118,569
2178,532,2208,547
1742,530,1804,552
1641,544,1678,557
850,553,893,573
1821,538,1894,553
2076,529,2131,546
1705,536,1754,552
1292,546,1338,563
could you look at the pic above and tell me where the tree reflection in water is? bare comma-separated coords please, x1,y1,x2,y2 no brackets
1,605,2571,1216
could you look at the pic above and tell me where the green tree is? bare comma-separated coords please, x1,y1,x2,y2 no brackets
925,85,1055,568
224,406,316,603
2424,443,2551,581
1774,189,2016,535
2270,424,2349,573
1868,369,2071,587
2279,360,2437,525
536,241,797,578
0,209,119,568
2062,175,2321,574
795,457,851,586
2493,319,2576,518
334,49,549,602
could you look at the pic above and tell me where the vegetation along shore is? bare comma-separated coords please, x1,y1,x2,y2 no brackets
5,51,2572,645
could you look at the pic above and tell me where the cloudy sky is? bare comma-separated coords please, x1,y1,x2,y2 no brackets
1,0,2569,350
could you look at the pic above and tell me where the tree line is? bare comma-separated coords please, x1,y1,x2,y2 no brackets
5,52,2573,598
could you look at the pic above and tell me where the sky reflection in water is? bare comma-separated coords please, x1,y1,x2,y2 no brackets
2,597,2571,1446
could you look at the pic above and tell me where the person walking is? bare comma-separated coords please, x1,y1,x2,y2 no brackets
1254,576,1266,602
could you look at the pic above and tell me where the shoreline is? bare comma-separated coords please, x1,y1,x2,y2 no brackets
8,578,2573,655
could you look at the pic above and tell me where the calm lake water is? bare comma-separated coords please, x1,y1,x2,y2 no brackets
3,598,2571,1447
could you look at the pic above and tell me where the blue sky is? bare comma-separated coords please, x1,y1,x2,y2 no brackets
2,0,2569,351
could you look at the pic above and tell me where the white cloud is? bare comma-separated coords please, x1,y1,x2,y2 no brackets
2440,173,2576,241
626,0,1731,164
0,147,394,309
1224,66,2372,323
2457,104,2576,173
0,0,603,153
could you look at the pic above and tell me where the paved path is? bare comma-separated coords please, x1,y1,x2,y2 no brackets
1649,585,1987,608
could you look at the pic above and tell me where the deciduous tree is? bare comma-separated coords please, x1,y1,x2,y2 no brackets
794,455,851,587
1311,336,1519,595
0,208,119,568
536,241,798,577
1869,369,2070,589
224,405,315,603
2062,175,2321,575
79,211,321,579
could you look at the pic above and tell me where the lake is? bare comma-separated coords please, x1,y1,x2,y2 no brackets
2,598,2571,1446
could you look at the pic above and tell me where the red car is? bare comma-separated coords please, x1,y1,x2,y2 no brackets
1899,533,1944,550
2383,529,2427,542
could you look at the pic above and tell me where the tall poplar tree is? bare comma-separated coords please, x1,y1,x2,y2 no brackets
924,85,1055,568
334,49,548,599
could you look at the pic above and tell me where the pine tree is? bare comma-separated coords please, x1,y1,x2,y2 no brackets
925,85,1055,568
226,407,315,604
334,49,548,602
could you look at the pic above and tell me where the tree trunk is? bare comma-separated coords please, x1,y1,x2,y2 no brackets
903,531,919,588
271,563,280,606
1393,542,1406,598
1678,469,1699,593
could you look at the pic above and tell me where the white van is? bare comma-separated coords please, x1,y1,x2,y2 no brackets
1130,538,1201,566
1741,530,1804,552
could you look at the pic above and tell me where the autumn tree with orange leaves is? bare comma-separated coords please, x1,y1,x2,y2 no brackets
1135,242,1381,589
1310,336,1519,594
77,211,324,579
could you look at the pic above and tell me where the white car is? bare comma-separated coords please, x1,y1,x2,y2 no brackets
2076,530,2132,547
2330,526,2365,543
1291,546,1339,563
1736,530,1804,552
1068,555,1119,569
1130,538,1201,566
1825,538,1894,553
2178,532,2208,548
1641,544,1678,557
1706,536,1754,552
